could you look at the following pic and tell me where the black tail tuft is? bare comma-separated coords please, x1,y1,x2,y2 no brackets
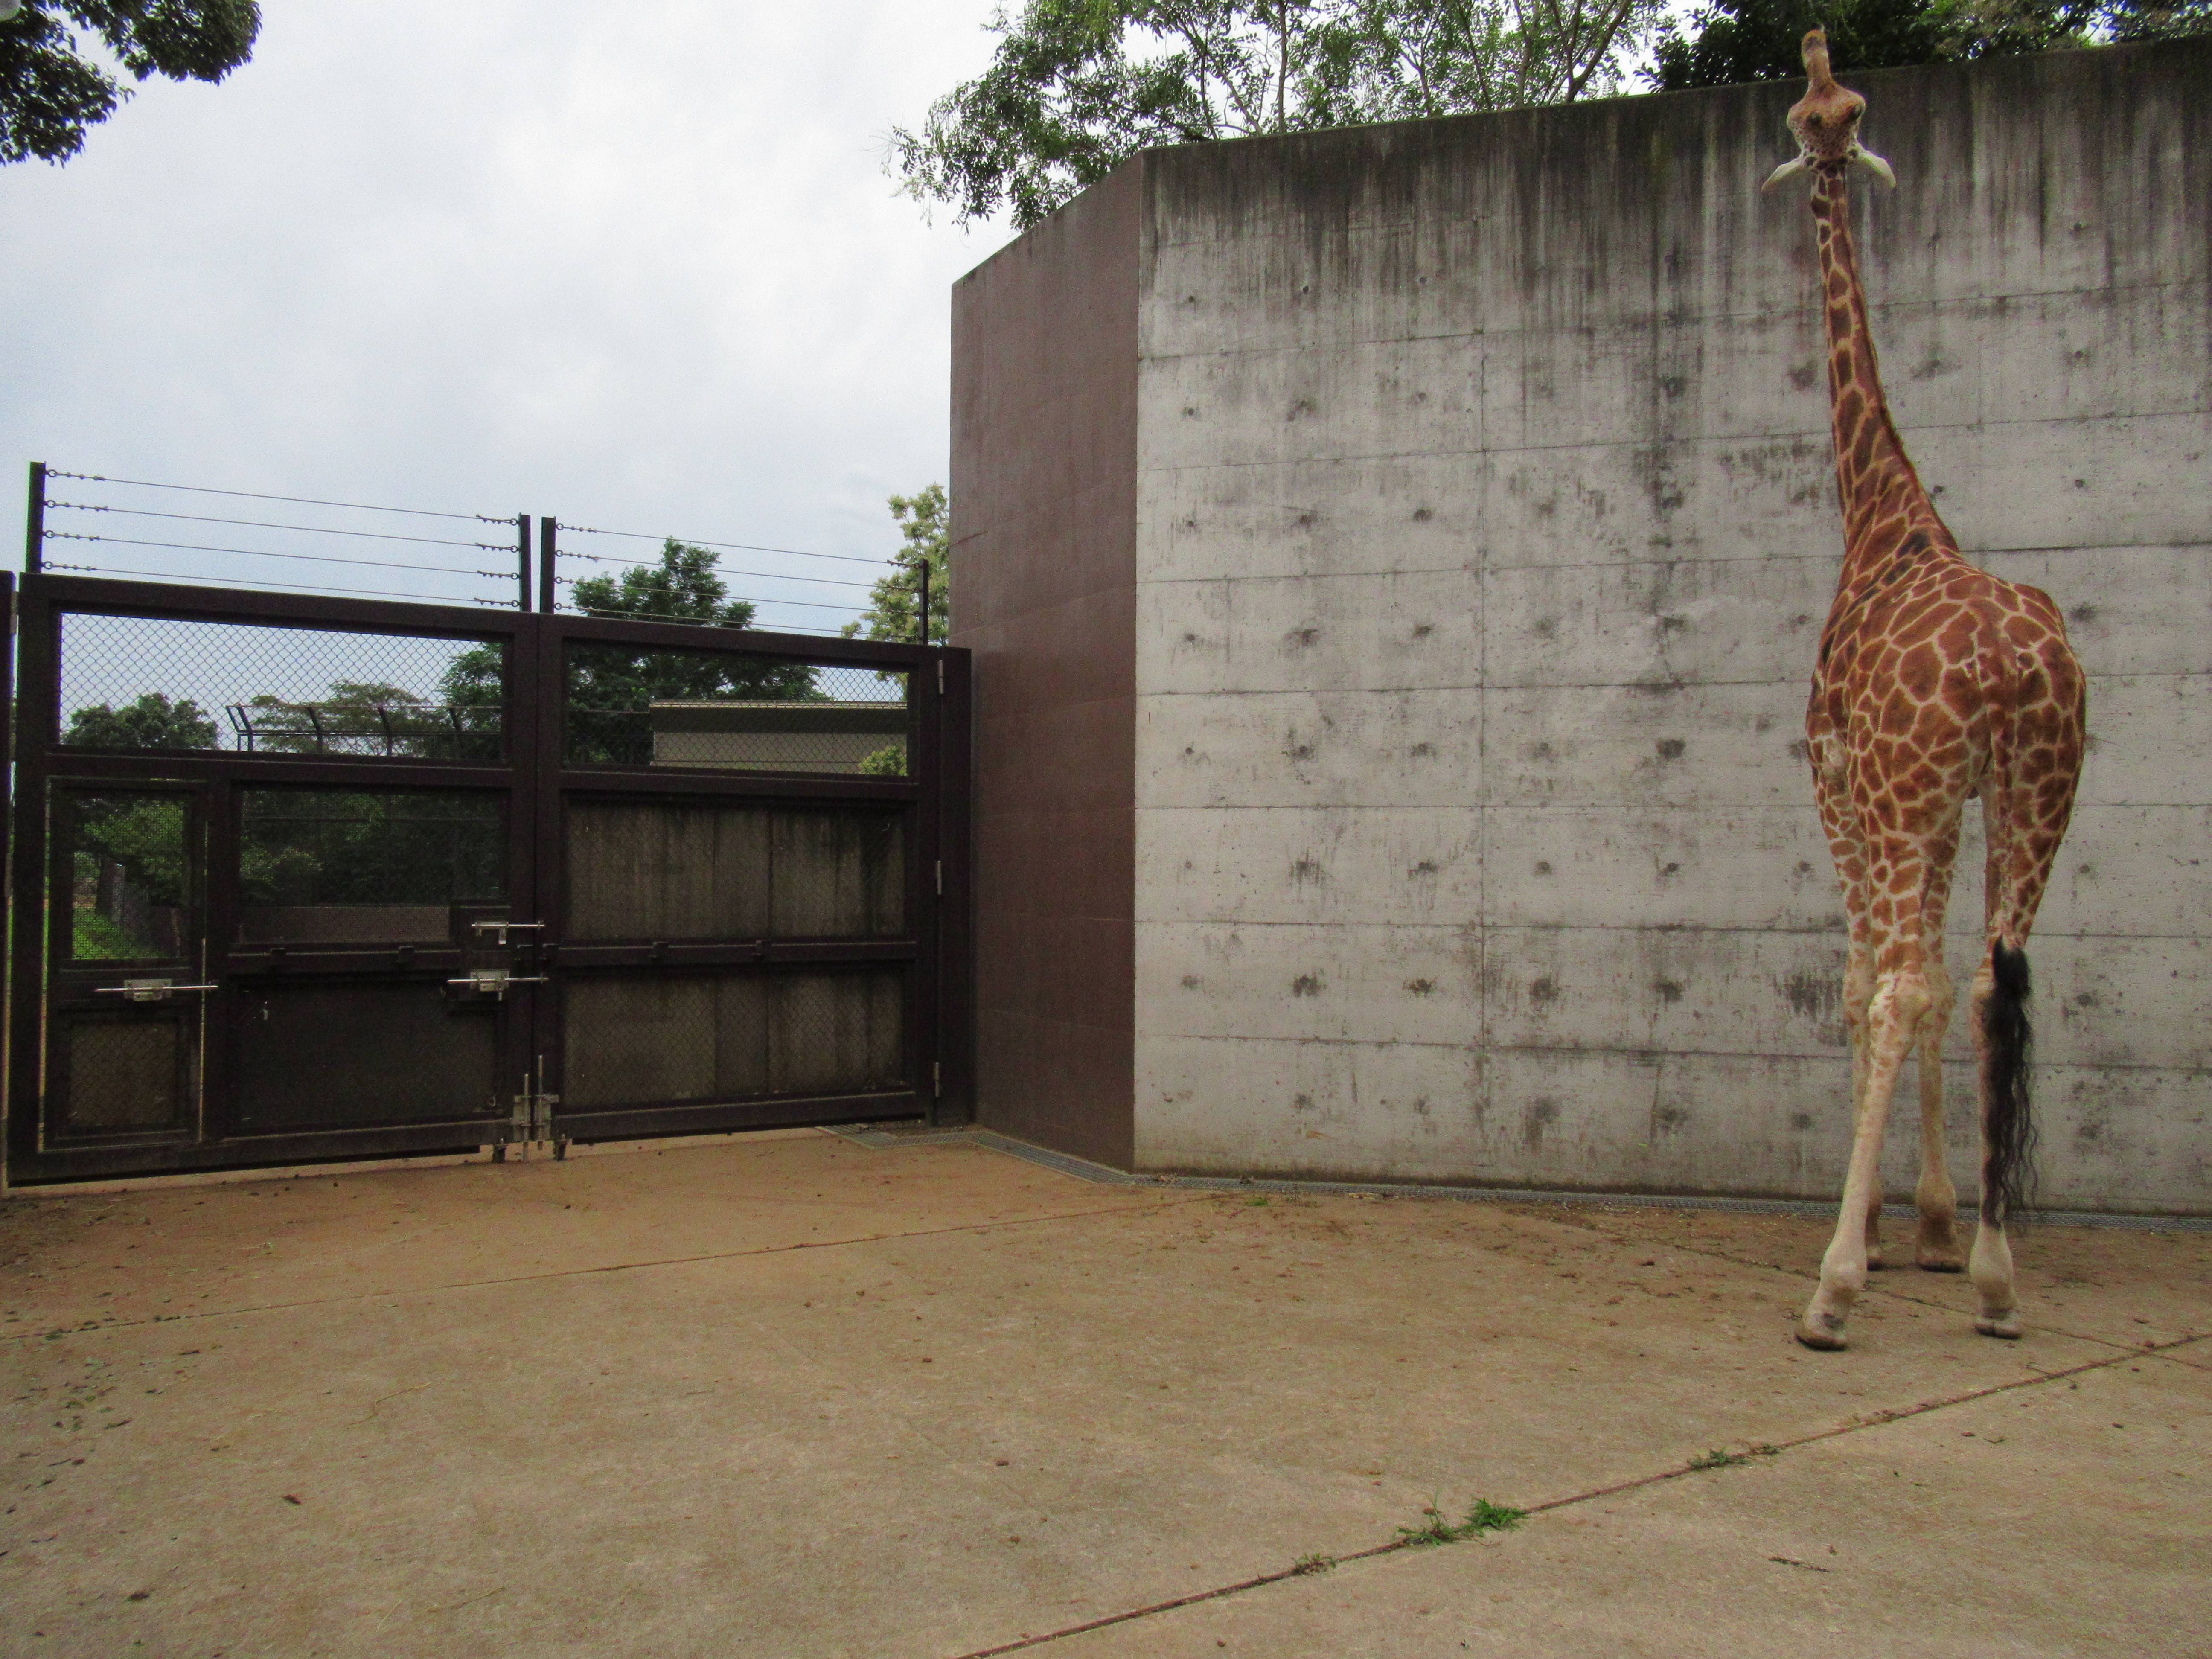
1981,940,2039,1228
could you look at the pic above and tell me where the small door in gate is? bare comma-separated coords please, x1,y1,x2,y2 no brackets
42,784,212,1147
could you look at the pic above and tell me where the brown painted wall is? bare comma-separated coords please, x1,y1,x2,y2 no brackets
949,161,1142,1167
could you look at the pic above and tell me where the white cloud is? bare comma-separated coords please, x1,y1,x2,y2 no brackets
0,0,1011,629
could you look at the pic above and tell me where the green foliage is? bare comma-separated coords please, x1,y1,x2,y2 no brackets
1395,1495,1527,1545
1,1,261,166
535,538,821,766
1688,1443,1778,1469
63,692,219,751
237,790,506,910
1648,0,2205,90
844,485,949,647
71,907,141,959
857,741,910,777
233,680,499,761
892,2,1661,228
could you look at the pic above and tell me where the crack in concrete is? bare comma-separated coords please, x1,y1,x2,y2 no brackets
944,1333,2200,1658
0,1196,1202,1347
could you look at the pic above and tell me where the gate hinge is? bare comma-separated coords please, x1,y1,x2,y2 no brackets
936,658,944,696
933,1061,941,1099
934,859,942,897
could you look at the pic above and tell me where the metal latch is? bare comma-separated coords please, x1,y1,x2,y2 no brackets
446,969,549,999
95,978,218,1003
493,1058,566,1163
469,920,547,946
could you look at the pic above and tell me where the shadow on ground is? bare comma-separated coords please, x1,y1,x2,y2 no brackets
3,1129,2205,1657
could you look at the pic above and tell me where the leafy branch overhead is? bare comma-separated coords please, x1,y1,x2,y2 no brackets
0,1,261,166
891,0,1663,230
1648,0,2208,89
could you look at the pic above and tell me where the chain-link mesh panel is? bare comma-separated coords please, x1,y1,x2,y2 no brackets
564,642,910,775
567,802,904,940
231,984,500,1132
238,789,508,944
57,612,505,760
65,792,192,962
56,1016,188,1134
562,969,904,1109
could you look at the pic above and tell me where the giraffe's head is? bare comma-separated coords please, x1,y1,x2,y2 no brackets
1761,29,1895,194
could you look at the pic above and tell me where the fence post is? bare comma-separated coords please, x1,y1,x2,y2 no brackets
916,558,930,646
516,515,532,611
23,463,44,575
538,517,558,615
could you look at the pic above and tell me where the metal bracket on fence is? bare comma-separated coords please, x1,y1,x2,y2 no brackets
469,920,547,947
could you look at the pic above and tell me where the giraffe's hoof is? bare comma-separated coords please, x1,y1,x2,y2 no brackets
1865,1250,1887,1272
1916,1220,1964,1272
1795,1311,1849,1351
1975,1309,2024,1340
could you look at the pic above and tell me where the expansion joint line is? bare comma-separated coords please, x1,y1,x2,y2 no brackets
3,1196,1207,1346
943,1336,2201,1659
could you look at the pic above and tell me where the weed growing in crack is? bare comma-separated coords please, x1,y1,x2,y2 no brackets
1395,1496,1527,1547
1289,1552,1335,1575
1689,1444,1779,1471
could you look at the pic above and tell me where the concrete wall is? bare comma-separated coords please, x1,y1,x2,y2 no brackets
955,38,2212,1212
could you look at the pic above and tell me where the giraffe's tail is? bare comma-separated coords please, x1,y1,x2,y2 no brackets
1979,938,2038,1228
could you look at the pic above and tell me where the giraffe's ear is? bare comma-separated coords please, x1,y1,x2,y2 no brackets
1851,146,1897,189
1762,154,1810,193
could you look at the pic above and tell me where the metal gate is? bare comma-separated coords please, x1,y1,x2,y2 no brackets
2,573,972,1185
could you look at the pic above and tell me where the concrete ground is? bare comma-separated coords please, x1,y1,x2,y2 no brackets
2,1129,2205,1659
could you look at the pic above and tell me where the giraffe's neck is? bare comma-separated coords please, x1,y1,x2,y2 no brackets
1809,168,1950,587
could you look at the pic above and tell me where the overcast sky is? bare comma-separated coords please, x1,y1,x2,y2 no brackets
0,1,1013,633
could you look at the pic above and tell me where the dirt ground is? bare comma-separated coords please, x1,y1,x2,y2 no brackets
2,1128,2206,1658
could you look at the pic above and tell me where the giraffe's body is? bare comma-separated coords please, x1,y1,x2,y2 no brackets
1767,32,2086,1350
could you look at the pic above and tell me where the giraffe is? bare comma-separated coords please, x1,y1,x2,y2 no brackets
1762,29,2087,1351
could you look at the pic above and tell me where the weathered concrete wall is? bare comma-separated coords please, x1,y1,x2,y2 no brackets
1125,40,2212,1211
951,167,1141,1168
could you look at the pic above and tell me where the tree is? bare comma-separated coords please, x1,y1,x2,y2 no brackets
892,0,1662,230
455,537,822,766
1,1,261,166
63,690,219,750
843,484,949,647
1647,0,2206,89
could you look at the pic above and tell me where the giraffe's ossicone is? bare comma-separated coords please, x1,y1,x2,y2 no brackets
1767,29,2087,1352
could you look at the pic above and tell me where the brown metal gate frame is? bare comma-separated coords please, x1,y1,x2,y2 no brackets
2,573,972,1185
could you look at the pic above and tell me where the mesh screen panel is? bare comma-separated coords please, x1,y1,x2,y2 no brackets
238,788,507,944
562,969,903,1108
231,984,500,1131
65,792,192,961
565,643,909,775
58,1017,186,1133
567,802,903,940
58,612,505,760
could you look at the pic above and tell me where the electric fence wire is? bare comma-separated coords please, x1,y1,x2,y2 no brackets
39,470,906,632
45,500,517,551
45,468,512,525
555,520,891,567
44,532,517,582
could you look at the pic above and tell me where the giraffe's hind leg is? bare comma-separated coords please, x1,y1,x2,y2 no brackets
1913,815,1963,1272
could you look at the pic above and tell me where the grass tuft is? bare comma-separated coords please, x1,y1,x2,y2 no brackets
1289,1551,1335,1575
1689,1444,1779,1471
1395,1496,1527,1547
